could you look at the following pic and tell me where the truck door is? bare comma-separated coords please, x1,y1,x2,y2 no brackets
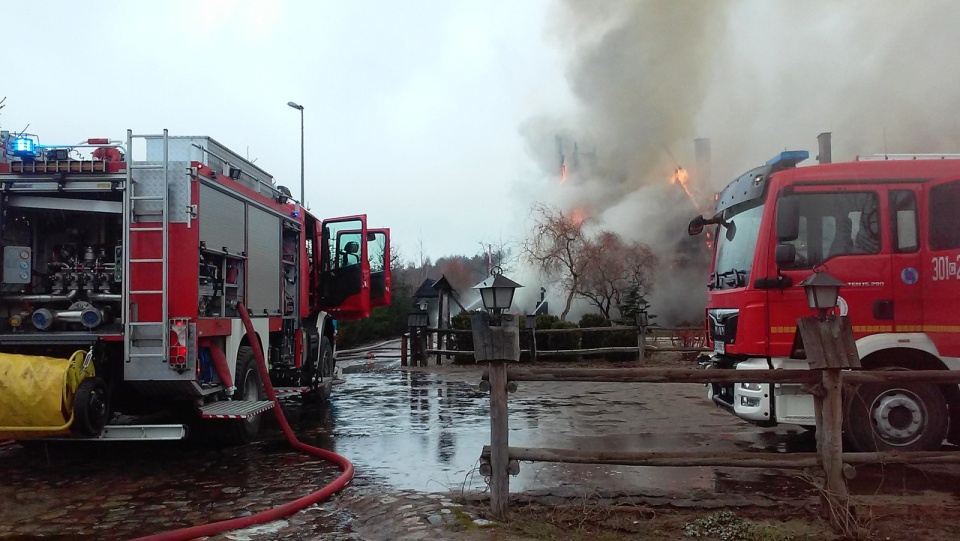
367,228,392,308
889,188,923,332
773,188,893,348
921,177,960,355
338,227,392,309
319,215,371,320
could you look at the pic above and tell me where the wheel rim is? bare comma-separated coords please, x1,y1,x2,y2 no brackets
88,388,107,424
321,347,333,378
240,369,259,401
87,389,107,425
240,368,260,427
870,389,926,446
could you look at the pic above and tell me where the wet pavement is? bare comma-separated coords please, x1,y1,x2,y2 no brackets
2,344,960,539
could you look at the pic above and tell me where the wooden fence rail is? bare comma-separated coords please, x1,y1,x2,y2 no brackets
404,323,709,366
477,364,960,527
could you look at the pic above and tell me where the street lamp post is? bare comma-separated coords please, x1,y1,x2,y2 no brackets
287,101,305,207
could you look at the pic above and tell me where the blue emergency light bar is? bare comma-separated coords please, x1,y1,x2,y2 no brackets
11,137,37,157
766,150,808,171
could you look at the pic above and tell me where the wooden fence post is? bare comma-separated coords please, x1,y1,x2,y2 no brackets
636,311,648,361
525,315,537,362
820,367,848,513
472,313,521,520
416,331,428,367
489,360,509,519
798,315,859,530
401,333,408,366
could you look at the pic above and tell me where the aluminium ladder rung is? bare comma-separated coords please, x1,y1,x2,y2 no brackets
130,195,165,201
129,290,164,295
129,258,164,263
130,164,164,171
127,322,165,327
127,353,165,358
131,227,164,232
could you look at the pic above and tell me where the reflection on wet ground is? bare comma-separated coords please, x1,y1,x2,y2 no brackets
2,350,960,539
307,358,960,501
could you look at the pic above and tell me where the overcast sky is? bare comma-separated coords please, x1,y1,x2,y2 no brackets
2,0,572,262
6,0,960,280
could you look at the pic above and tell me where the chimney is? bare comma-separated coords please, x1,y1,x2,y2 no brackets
694,137,711,185
817,132,832,164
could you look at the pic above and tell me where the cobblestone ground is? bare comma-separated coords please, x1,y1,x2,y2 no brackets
3,352,960,540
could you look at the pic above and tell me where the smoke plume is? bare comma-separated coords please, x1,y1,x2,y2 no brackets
518,0,960,324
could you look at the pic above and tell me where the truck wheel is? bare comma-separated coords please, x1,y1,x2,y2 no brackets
74,377,109,437
844,373,948,452
219,346,265,445
299,330,321,387
319,337,335,378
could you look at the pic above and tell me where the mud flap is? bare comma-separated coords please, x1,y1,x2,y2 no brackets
0,351,91,439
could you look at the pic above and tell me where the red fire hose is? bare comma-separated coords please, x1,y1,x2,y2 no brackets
131,304,354,541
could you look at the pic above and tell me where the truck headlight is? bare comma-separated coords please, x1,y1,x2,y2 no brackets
740,382,762,391
740,396,761,407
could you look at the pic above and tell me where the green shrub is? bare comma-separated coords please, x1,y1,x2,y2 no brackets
578,313,611,353
602,326,638,361
533,314,560,353
548,320,580,352
450,311,477,364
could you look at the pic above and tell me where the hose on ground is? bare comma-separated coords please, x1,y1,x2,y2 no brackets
131,304,354,541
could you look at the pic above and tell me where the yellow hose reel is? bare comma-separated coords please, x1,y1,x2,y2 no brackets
0,350,104,440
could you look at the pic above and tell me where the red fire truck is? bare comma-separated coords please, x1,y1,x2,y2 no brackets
689,148,960,452
0,129,391,443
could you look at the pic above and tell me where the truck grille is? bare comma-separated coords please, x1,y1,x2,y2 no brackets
708,309,739,344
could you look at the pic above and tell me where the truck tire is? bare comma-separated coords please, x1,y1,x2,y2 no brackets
299,330,321,387
319,336,335,378
73,377,109,437
844,373,949,452
302,337,334,403
217,346,266,445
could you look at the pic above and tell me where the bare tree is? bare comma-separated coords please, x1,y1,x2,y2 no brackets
575,231,658,320
477,237,516,276
577,230,624,319
522,203,590,321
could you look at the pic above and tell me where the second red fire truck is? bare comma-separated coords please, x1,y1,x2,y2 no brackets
0,129,391,443
690,145,960,452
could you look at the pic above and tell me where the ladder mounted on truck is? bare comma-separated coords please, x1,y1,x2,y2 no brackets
123,129,170,368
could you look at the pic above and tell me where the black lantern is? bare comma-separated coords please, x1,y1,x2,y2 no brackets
798,270,845,319
473,267,522,316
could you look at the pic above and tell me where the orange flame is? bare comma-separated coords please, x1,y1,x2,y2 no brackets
670,166,701,213
570,207,587,225
560,162,567,184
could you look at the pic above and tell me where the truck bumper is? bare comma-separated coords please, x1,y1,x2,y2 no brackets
700,355,816,428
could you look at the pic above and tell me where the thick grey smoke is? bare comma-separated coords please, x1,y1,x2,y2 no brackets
518,0,960,324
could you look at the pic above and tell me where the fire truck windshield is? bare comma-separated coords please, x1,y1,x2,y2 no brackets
711,203,764,290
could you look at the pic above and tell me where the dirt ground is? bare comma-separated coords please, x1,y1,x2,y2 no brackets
407,352,960,541
448,495,960,541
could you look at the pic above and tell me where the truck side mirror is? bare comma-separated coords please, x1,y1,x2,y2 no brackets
776,195,800,241
775,243,796,267
688,216,705,236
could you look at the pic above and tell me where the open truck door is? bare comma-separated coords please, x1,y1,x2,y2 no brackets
337,227,392,309
368,228,392,308
319,215,371,320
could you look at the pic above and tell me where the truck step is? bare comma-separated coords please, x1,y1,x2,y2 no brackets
42,424,188,441
273,386,311,395
199,400,274,420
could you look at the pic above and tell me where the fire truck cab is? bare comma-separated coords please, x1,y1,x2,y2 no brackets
0,129,390,443
690,150,960,452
